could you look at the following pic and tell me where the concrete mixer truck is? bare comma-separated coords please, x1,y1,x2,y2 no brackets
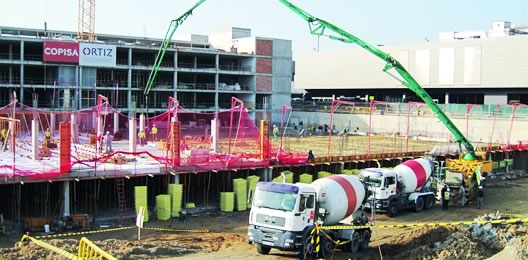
360,159,436,217
248,175,371,259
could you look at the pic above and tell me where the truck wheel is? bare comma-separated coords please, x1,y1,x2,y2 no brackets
320,235,335,259
256,243,271,255
347,231,361,253
424,195,435,210
301,236,316,260
359,230,371,250
387,202,399,218
415,197,424,213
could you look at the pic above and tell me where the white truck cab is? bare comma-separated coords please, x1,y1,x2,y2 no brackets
360,167,436,217
361,169,398,201
248,182,317,253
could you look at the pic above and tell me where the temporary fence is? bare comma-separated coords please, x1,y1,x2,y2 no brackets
292,101,528,119
19,234,116,260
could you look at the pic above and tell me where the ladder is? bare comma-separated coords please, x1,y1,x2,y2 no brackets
115,164,127,222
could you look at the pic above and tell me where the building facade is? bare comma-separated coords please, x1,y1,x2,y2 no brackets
295,22,528,105
0,26,293,122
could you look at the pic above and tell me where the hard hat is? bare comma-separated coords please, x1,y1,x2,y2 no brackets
106,131,110,134
479,186,483,189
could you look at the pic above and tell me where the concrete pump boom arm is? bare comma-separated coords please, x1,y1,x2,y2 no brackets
278,0,477,160
144,0,207,96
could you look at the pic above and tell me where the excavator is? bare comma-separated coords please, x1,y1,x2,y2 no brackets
143,0,492,204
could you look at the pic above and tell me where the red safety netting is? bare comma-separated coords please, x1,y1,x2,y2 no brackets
0,97,270,180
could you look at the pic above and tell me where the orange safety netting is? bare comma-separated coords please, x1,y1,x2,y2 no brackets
0,97,275,180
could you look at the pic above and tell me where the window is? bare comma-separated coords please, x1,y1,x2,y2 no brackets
384,177,396,188
299,194,315,212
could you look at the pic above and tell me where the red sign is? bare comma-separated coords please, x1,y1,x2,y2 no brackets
43,41,79,63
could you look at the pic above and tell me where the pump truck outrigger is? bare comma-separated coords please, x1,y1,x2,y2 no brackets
248,175,372,259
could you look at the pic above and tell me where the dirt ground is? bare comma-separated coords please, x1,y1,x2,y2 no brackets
272,135,439,157
1,177,528,260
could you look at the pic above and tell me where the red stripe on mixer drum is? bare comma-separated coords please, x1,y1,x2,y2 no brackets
403,160,426,188
327,175,357,217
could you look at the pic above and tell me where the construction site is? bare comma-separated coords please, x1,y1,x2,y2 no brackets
1,0,528,259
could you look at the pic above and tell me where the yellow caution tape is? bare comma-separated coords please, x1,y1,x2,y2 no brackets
320,217,528,230
142,227,209,233
35,226,135,239
20,235,78,259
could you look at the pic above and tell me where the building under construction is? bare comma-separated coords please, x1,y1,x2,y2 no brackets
0,26,293,122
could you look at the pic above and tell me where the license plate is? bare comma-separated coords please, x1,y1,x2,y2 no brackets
263,241,273,246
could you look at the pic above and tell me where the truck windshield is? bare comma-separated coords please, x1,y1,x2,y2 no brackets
364,176,382,188
253,189,298,212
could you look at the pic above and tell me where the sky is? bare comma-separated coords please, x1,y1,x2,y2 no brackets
1,0,527,55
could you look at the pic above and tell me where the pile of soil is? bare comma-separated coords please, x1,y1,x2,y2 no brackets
0,232,248,260
379,214,528,260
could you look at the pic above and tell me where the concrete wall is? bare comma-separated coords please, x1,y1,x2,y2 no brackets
292,111,528,144
295,35,528,90
271,39,293,123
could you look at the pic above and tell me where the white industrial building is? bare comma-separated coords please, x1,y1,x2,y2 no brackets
295,21,528,105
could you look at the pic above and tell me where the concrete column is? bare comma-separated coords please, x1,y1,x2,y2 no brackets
445,93,449,104
96,115,102,152
75,66,80,109
97,115,103,134
127,48,133,117
70,114,78,143
113,112,119,134
20,41,24,103
174,51,178,98
8,44,12,84
215,54,219,112
260,168,273,182
31,120,38,160
129,118,137,152
139,114,145,131
8,121,14,135
211,118,219,153
336,162,344,174
50,113,56,137
172,174,180,184
63,181,70,217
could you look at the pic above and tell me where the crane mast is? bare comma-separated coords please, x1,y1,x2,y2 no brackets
278,0,477,160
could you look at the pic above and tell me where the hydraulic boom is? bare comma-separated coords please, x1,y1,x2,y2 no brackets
143,0,206,96
278,0,477,160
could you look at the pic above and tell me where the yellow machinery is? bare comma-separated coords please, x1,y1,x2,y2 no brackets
445,151,492,201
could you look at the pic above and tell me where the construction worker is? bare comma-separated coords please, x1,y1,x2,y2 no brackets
150,124,158,141
441,185,450,210
1,127,7,151
307,150,315,162
45,128,51,146
138,129,146,146
105,131,113,152
476,186,484,209
272,125,279,141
